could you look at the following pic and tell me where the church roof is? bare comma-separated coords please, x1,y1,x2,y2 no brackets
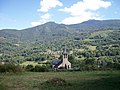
52,60,61,65
52,59,63,68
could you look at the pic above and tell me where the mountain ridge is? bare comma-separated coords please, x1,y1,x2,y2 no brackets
0,19,120,42
1,19,120,31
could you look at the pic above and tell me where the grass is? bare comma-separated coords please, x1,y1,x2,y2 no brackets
20,61,39,66
83,39,94,42
87,45,96,51
0,70,120,90
90,30,113,38
77,48,85,52
20,61,46,67
20,61,51,67
76,45,96,52
0,83,7,90
83,30,114,42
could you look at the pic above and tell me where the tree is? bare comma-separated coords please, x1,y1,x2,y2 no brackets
85,58,95,65
68,55,75,64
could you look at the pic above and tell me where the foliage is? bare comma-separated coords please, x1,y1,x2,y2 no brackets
0,83,7,90
0,20,120,71
68,55,75,64
0,64,23,73
25,65,49,72
34,65,49,72
25,64,34,71
40,78,71,87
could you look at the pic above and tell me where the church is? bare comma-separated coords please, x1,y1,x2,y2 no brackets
52,49,71,69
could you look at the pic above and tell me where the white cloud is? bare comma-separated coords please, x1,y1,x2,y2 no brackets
37,0,63,12
84,0,111,11
61,12,101,24
60,0,111,24
31,13,51,26
60,13,98,25
31,22,42,26
31,0,62,26
41,13,51,20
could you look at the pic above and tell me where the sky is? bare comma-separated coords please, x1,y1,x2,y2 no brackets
0,0,120,30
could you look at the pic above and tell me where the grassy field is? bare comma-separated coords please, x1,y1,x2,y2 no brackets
0,70,120,90
89,30,113,38
87,45,96,51
20,61,49,66
21,61,39,66
83,30,114,42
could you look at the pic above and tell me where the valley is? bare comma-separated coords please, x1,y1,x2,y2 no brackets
0,20,120,70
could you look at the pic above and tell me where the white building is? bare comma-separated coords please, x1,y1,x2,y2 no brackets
52,49,71,69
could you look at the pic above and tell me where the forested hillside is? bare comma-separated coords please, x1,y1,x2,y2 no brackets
0,19,120,70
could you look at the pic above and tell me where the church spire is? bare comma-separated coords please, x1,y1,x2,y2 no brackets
63,44,67,54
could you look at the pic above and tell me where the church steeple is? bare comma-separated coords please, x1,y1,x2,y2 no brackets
52,47,71,69
62,47,68,61
63,44,67,53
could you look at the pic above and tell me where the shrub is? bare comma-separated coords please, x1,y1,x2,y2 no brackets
106,62,120,70
25,65,34,71
112,63,120,70
0,83,7,90
0,64,23,73
25,65,49,72
39,78,71,90
41,78,71,86
84,65,98,71
34,65,49,72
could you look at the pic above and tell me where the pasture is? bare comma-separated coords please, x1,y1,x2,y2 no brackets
0,70,120,90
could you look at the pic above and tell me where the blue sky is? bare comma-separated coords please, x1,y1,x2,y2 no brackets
0,0,120,30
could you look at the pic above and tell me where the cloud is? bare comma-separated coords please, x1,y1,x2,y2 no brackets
60,0,111,24
31,13,51,26
41,13,51,20
31,22,42,26
37,0,63,12
31,0,62,26
61,12,101,24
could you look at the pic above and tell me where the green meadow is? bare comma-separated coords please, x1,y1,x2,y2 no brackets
0,70,120,90
89,30,113,37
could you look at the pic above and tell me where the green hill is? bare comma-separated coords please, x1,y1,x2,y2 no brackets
0,19,120,65
0,20,120,42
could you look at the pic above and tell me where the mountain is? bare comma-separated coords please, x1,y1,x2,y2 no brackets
69,19,120,29
0,20,120,42
0,20,120,63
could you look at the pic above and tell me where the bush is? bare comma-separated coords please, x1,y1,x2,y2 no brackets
113,63,120,70
106,62,120,70
39,78,71,90
41,78,71,86
25,65,49,72
84,65,98,71
85,58,95,65
0,83,7,90
25,65,34,71
34,65,49,72
0,64,23,73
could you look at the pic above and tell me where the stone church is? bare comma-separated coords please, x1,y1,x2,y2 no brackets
52,49,71,69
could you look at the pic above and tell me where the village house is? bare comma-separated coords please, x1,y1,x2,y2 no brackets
52,49,71,69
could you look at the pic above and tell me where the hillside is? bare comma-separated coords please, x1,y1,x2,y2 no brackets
69,19,120,30
0,19,120,67
0,20,120,42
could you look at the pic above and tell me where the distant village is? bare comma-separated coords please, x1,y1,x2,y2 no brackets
39,51,62,55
